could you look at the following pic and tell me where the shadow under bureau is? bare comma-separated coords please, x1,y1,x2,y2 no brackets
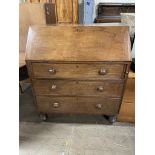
26,24,131,123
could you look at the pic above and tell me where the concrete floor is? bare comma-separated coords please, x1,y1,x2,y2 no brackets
19,85,135,155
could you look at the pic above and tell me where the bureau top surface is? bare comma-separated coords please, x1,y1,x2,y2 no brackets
25,25,131,62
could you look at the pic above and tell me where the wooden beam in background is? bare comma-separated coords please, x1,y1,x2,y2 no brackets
55,0,78,24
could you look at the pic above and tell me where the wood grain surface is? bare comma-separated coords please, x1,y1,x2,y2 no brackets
33,79,124,97
26,25,131,61
26,24,131,120
55,0,78,24
32,63,125,79
118,71,135,122
37,96,121,115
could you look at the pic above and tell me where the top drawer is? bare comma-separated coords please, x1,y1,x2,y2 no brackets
32,63,125,79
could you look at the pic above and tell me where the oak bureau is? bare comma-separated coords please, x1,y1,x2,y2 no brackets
26,24,131,123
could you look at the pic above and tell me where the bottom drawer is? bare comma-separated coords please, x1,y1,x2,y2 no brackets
78,97,120,115
36,96,121,115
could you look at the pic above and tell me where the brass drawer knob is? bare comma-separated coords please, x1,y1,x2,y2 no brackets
53,102,59,108
98,68,107,75
49,68,56,74
97,86,104,92
51,84,56,90
96,103,102,109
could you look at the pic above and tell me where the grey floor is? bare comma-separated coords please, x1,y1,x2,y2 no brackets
19,85,135,155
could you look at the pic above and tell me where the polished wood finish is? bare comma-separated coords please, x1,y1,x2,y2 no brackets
56,0,73,23
34,80,76,96
55,0,78,24
26,25,131,61
32,63,125,79
33,79,124,97
37,96,120,115
78,97,120,115
75,81,123,97
26,25,131,122
72,0,78,23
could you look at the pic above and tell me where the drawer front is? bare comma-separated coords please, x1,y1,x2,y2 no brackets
36,96,120,115
33,80,124,97
32,63,125,79
77,81,123,97
33,80,76,96
37,96,77,113
77,97,120,115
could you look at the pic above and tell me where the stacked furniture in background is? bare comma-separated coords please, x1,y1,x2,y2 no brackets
95,3,135,23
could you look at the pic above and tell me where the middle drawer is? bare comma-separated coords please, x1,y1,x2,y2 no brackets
33,80,124,97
